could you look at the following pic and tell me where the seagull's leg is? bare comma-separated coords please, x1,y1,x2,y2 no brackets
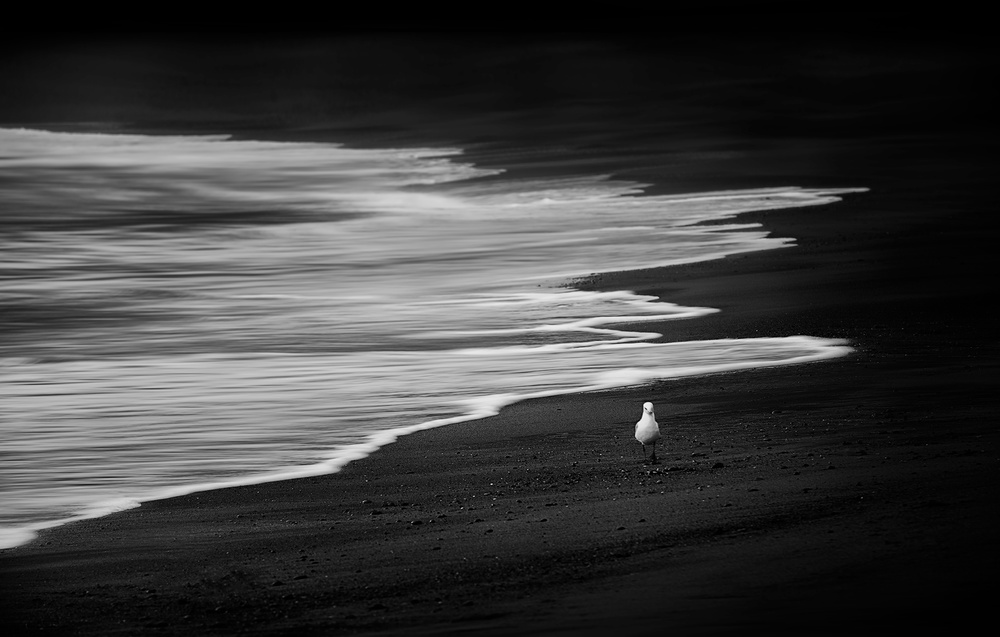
641,443,647,463
650,445,658,465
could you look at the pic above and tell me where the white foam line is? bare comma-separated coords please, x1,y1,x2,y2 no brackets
2,335,852,551
408,315,708,339
403,292,718,344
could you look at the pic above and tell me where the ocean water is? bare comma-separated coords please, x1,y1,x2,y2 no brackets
0,127,862,548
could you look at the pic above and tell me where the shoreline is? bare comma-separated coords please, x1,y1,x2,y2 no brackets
0,218,854,554
0,126,864,551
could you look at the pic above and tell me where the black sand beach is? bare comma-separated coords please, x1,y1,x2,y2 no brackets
2,28,998,636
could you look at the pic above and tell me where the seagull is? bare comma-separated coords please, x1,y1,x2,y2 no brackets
635,401,662,464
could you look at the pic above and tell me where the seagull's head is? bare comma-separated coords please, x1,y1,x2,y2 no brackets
643,402,654,415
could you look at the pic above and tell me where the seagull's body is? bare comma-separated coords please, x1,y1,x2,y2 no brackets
635,401,662,464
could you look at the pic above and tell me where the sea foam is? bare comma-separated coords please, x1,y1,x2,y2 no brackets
0,128,864,548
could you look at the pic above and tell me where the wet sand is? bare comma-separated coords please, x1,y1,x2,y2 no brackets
2,31,999,636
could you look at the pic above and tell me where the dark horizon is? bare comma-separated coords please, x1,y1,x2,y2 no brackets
4,30,995,204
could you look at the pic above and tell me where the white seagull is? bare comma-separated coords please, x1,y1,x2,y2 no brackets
635,401,662,464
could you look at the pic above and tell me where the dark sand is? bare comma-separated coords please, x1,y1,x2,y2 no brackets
2,32,999,636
